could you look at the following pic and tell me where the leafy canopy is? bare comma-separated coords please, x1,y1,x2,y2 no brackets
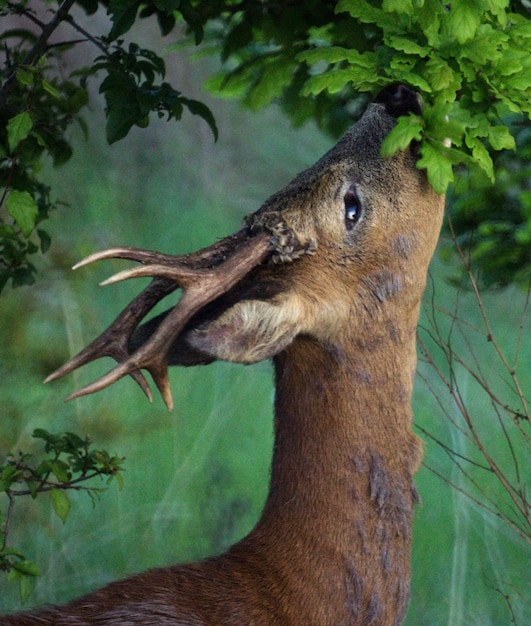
206,0,530,193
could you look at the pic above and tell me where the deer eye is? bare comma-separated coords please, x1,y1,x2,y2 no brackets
344,187,362,231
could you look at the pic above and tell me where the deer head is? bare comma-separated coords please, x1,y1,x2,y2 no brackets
46,84,442,413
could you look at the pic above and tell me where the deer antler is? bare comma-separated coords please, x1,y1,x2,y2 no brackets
45,230,272,410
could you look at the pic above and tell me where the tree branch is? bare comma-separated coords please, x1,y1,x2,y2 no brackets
0,0,78,108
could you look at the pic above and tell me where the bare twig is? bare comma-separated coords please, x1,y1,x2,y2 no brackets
64,15,109,56
447,216,530,424
1,492,15,553
418,218,530,544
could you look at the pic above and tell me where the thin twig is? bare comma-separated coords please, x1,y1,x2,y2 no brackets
513,281,531,372
65,15,109,56
6,1,46,29
1,492,16,553
415,422,491,471
448,216,530,423
8,470,114,497
423,462,529,544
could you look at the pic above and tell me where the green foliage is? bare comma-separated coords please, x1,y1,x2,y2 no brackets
201,0,531,286
206,1,530,192
92,43,217,144
1,429,124,602
0,54,88,291
444,118,531,288
0,0,217,292
203,2,364,137
300,1,529,192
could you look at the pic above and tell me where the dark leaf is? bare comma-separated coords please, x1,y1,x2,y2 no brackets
182,98,218,140
108,0,141,40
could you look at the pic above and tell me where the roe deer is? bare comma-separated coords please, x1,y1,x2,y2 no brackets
2,84,445,626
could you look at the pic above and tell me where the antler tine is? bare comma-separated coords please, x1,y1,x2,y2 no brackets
100,264,202,287
73,247,189,270
44,277,178,398
48,231,272,410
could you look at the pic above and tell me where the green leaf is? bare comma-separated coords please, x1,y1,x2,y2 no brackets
37,229,52,253
247,59,295,110
382,0,414,14
417,0,443,47
177,0,204,44
417,141,454,194
424,56,459,92
7,112,32,152
0,271,10,294
506,73,531,91
182,98,218,141
385,36,430,57
447,0,481,44
12,559,40,577
153,0,181,11
381,115,423,157
470,139,494,179
105,103,142,144
19,575,36,604
16,68,33,87
459,27,507,65
48,460,71,483
0,547,25,559
50,488,71,523
336,0,396,30
108,0,141,40
0,465,22,491
299,46,376,68
387,68,432,94
41,79,61,99
32,428,55,445
302,67,379,96
488,125,515,151
6,191,38,237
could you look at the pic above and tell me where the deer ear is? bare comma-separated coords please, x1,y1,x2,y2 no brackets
186,299,302,364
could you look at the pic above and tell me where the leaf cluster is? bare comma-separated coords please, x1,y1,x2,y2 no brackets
1,428,124,602
0,53,88,292
203,1,367,137
444,118,531,288
206,1,531,194
0,0,218,293
201,0,531,287
92,42,217,143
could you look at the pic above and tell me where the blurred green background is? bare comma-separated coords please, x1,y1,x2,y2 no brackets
1,48,529,624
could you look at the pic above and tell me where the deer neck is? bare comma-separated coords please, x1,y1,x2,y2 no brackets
244,299,423,625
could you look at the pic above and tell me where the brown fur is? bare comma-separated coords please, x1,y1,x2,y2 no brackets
2,85,444,625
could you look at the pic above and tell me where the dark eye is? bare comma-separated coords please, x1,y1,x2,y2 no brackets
344,187,362,231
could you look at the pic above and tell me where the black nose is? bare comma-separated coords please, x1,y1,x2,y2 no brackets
374,84,423,118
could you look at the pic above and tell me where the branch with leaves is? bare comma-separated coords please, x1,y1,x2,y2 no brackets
1,429,124,603
0,0,217,293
